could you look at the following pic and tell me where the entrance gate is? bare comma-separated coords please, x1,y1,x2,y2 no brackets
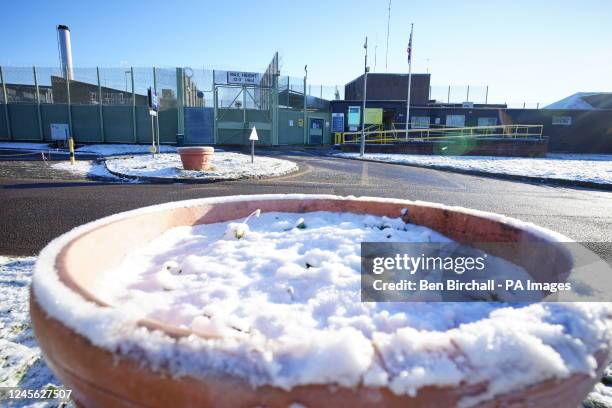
214,53,279,146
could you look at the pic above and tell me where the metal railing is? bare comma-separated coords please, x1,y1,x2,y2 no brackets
334,124,544,145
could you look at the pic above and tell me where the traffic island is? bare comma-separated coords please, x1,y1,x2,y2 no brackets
104,152,298,183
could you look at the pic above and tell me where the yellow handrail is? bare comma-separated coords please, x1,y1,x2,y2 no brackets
334,124,544,145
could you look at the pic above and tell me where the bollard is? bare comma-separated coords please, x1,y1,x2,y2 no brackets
68,137,75,165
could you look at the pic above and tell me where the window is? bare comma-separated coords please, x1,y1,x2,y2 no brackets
446,115,465,127
552,116,572,126
477,117,497,127
411,116,430,129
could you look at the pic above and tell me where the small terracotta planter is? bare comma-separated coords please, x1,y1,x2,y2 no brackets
30,195,610,408
176,146,214,170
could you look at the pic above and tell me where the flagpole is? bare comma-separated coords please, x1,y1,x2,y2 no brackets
360,36,368,157
405,23,414,140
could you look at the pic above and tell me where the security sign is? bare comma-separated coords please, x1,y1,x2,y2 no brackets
147,88,159,112
227,71,258,84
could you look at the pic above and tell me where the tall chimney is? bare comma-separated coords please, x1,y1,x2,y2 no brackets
57,25,74,80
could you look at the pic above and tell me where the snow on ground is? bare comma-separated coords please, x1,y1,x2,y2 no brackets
29,200,612,405
0,142,51,151
51,160,123,181
335,153,612,185
0,257,71,408
0,142,176,157
75,144,176,156
105,152,298,180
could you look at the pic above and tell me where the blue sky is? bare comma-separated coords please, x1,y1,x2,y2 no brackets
1,0,611,106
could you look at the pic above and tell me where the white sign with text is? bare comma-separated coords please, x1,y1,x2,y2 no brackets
227,71,259,84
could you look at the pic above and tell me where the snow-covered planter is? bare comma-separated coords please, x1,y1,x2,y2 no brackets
176,146,214,170
30,195,612,408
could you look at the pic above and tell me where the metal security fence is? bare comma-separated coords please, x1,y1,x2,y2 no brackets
0,61,341,145
0,65,181,143
429,85,490,104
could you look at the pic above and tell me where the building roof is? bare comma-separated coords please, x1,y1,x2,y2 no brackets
544,92,612,110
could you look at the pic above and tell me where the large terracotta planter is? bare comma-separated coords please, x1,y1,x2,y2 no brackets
30,195,611,408
176,146,214,170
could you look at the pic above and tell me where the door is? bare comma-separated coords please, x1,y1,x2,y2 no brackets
184,107,214,145
309,118,324,144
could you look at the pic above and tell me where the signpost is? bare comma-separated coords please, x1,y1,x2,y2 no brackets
249,126,258,163
147,87,160,156
360,36,369,157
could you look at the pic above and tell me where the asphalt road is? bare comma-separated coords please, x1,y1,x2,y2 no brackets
1,151,611,256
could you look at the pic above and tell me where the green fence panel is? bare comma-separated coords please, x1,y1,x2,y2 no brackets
0,105,8,140
8,104,40,141
278,110,305,145
216,108,272,145
136,106,154,144
102,106,134,143
41,104,70,141
158,108,178,144
72,105,102,142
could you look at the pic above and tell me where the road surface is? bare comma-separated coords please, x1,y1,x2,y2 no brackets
1,151,611,256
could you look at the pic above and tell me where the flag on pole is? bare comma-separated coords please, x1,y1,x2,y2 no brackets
406,29,413,63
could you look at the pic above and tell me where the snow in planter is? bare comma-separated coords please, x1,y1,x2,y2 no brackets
30,195,612,407
335,153,612,185
105,152,298,180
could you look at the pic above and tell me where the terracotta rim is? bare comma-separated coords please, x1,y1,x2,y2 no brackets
177,146,214,154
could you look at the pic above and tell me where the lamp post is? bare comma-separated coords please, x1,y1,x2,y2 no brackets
360,36,369,157
124,70,131,92
303,65,307,144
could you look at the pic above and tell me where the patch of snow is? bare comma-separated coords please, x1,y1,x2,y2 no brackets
584,382,612,407
75,144,177,157
50,160,123,181
0,256,67,407
30,195,612,405
0,142,178,158
0,142,52,151
335,153,612,185
105,152,298,180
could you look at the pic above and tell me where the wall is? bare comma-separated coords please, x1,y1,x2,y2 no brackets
503,109,612,153
277,109,331,145
0,103,177,144
216,108,272,146
0,102,335,146
345,73,430,105
278,110,306,144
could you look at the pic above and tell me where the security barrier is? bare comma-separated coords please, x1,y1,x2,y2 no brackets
334,124,544,145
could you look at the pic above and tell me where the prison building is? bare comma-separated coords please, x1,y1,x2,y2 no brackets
333,72,505,131
3,84,54,103
345,73,430,105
